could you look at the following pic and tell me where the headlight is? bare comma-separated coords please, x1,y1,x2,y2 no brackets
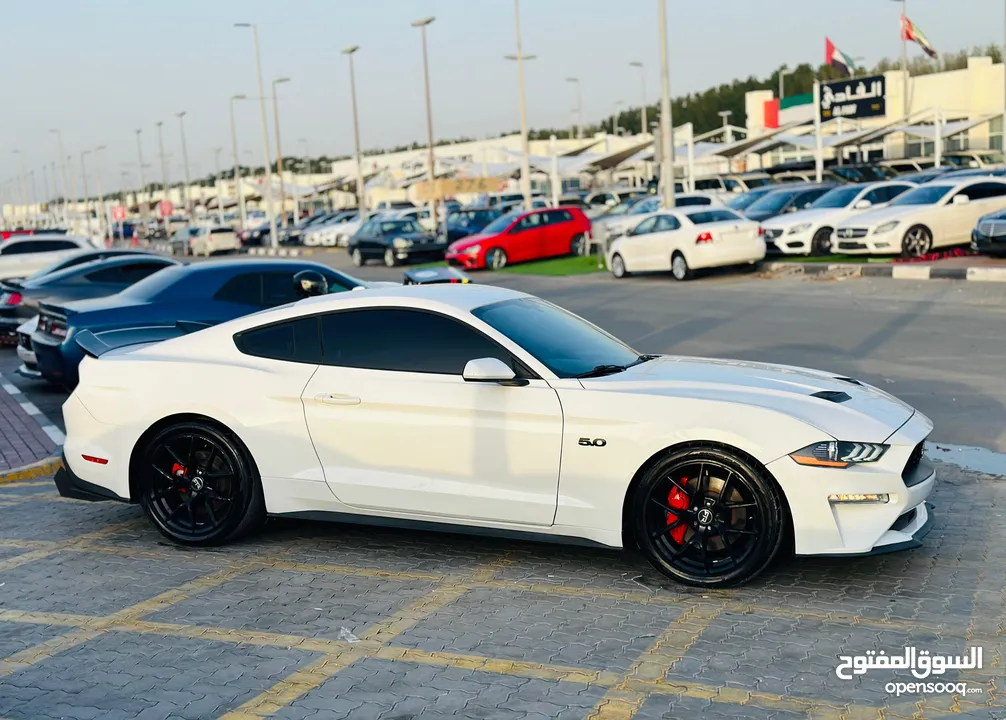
874,221,900,234
392,237,412,249
462,244,481,255
787,223,812,235
789,441,888,468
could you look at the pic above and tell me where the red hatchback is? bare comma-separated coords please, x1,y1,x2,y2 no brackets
445,207,591,270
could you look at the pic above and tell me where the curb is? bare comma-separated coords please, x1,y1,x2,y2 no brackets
758,261,1006,282
0,455,63,485
246,247,303,257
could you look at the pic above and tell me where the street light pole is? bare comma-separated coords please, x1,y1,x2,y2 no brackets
155,121,170,235
235,22,278,248
510,0,533,211
13,150,28,224
342,46,367,222
229,94,248,230
565,78,582,139
50,130,70,225
299,138,310,174
176,112,193,218
719,110,733,143
611,101,623,137
895,0,908,118
411,17,438,231
42,165,50,224
629,62,647,137
80,150,92,236
135,129,148,230
779,68,795,101
94,146,107,244
657,0,675,208
212,147,224,224
271,77,291,228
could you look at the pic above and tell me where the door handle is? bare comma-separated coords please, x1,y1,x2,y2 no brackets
315,393,361,406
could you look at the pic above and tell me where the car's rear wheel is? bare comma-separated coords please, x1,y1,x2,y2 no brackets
351,248,364,267
384,248,397,267
138,421,264,546
670,252,692,281
902,225,933,258
570,233,586,256
631,446,785,587
486,247,508,270
810,227,833,256
610,253,629,278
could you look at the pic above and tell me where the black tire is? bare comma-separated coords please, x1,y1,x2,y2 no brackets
670,252,692,281
350,248,364,267
570,233,586,256
384,248,397,267
901,225,933,258
138,421,264,547
810,227,833,257
610,253,630,279
485,247,508,270
631,446,785,587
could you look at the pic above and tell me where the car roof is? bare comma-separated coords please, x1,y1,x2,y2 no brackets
296,282,524,313
923,177,1006,189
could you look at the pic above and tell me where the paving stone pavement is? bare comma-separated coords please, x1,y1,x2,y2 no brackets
0,462,1002,719
0,380,56,472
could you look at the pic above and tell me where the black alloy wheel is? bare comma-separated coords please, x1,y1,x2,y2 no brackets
139,422,264,546
810,227,833,256
570,233,586,256
632,447,785,587
485,247,508,270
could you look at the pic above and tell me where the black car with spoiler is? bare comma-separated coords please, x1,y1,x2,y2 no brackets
31,260,363,389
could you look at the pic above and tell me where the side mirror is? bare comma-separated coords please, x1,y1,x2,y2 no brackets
854,199,872,209
953,195,971,206
463,357,527,386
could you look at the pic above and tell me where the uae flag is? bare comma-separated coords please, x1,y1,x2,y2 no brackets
901,14,937,59
825,37,856,77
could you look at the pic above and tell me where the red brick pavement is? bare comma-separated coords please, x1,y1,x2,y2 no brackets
0,383,57,472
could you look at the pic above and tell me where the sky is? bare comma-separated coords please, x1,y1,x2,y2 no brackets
1,0,1003,195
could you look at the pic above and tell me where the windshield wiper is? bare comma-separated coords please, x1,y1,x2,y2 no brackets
575,364,629,379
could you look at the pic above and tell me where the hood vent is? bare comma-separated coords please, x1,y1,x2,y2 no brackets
811,390,852,403
834,376,863,386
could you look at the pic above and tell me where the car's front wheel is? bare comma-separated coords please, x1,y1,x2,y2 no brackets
485,247,508,270
810,227,833,256
350,248,364,267
631,446,785,587
610,253,629,278
902,225,933,258
138,421,264,546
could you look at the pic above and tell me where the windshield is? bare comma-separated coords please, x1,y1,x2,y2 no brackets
726,188,773,211
378,220,422,234
630,198,660,215
448,209,499,227
746,189,798,214
605,197,648,217
472,297,639,378
741,177,772,188
811,186,863,209
890,185,954,206
480,212,519,235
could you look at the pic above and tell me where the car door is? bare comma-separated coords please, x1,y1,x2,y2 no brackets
505,212,545,262
956,183,1006,245
300,307,563,525
618,215,660,270
645,214,684,270
541,209,575,257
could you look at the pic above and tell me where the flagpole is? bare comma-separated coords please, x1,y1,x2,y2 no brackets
813,78,823,183
901,0,909,118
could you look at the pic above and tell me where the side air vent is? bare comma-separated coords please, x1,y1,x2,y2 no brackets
834,376,863,386
811,390,852,403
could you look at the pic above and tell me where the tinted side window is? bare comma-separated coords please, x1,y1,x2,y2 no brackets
675,196,712,207
119,262,169,284
236,317,323,364
41,240,79,251
320,309,510,375
214,273,262,306
544,209,574,224
654,215,681,232
862,188,888,205
688,210,742,225
1,241,41,255
262,272,302,306
515,213,543,231
84,266,124,283
797,189,829,208
694,179,723,191
631,217,659,235
963,182,1006,200
723,179,741,192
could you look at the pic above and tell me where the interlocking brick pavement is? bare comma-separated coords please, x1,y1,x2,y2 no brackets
0,463,1002,719
0,380,56,473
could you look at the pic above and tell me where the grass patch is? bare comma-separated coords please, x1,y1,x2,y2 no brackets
768,254,895,264
498,254,606,276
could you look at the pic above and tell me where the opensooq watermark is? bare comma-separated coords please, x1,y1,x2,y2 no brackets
835,647,985,697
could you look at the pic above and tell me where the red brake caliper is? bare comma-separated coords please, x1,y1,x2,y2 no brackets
171,463,188,493
665,481,690,544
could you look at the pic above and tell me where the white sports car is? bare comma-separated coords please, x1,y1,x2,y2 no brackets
761,181,915,256
57,285,935,587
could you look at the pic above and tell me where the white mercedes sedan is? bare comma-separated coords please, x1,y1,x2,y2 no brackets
761,181,915,256
833,177,1006,257
606,207,764,280
57,285,935,588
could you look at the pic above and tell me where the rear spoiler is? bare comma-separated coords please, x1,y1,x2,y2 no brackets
0,279,24,291
75,320,213,359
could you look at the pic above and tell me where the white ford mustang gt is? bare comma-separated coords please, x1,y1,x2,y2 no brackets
56,285,935,587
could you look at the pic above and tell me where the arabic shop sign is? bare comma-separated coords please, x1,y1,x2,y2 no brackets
835,646,982,680
820,75,886,120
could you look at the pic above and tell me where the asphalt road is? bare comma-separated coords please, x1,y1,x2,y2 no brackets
3,252,1006,452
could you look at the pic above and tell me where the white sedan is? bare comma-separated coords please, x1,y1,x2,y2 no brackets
607,207,764,280
833,177,1006,257
761,181,915,256
57,285,935,588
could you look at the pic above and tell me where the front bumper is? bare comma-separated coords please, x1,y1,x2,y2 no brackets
972,229,1006,254
835,229,899,254
54,452,128,503
764,228,814,255
445,252,482,270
